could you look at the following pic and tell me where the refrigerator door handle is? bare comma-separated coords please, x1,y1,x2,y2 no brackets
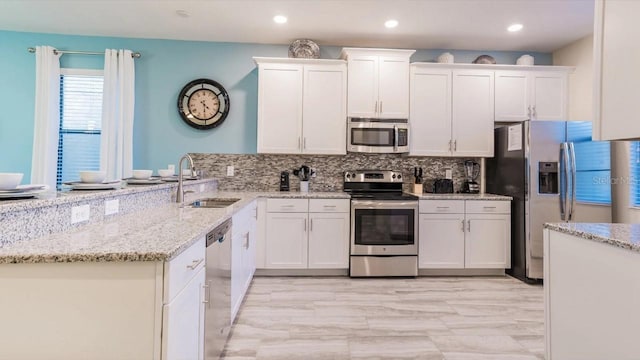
559,143,569,221
568,142,577,221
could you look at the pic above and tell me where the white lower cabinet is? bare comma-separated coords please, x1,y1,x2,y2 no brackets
162,267,205,360
263,198,350,270
308,212,350,269
231,200,257,321
419,200,511,270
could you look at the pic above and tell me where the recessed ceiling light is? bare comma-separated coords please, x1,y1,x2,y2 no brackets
273,15,288,24
508,23,523,32
385,19,399,29
175,9,190,18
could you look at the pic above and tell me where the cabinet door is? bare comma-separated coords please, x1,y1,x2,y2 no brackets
452,70,494,157
409,67,452,156
302,64,347,154
418,213,465,269
162,267,205,360
464,214,511,269
265,213,308,268
531,71,567,121
594,0,640,140
257,64,303,153
378,56,410,118
230,231,243,322
346,56,378,118
494,71,530,121
308,212,349,269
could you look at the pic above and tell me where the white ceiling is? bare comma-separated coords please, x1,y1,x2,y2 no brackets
0,0,595,52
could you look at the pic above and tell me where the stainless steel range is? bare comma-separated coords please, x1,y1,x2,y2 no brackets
344,170,419,277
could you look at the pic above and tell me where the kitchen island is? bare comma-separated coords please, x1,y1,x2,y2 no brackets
543,223,640,360
0,181,349,360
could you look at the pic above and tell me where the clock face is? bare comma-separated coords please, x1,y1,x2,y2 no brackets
177,79,230,130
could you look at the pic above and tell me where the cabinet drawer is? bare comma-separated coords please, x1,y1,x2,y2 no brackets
420,200,464,214
465,200,510,214
164,237,205,303
309,199,349,213
266,198,308,212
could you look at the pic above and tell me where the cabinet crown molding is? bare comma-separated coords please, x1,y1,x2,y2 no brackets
340,47,416,59
253,57,346,66
410,62,575,72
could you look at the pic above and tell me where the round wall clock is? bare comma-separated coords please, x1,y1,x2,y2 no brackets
177,78,230,130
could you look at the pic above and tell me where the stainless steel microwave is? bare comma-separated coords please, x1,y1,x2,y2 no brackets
347,118,409,153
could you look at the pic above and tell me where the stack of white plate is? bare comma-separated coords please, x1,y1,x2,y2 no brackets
0,173,49,199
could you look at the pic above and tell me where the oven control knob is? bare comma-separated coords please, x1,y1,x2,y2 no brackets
392,174,396,179
397,174,402,179
346,173,351,179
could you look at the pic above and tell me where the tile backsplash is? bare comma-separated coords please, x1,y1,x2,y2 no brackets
192,153,480,193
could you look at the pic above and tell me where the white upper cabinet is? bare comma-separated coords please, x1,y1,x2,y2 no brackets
409,64,494,157
409,67,452,156
495,69,569,122
302,64,347,154
593,0,640,140
254,57,347,154
341,48,415,119
452,70,494,157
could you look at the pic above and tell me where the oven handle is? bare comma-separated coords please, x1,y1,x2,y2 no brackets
351,200,418,210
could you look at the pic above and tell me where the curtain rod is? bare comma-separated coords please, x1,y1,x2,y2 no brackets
27,47,141,58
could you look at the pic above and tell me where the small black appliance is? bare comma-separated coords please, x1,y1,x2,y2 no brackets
433,179,454,194
462,160,480,193
279,171,290,191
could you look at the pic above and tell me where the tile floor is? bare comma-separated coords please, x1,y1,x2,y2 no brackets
222,276,544,360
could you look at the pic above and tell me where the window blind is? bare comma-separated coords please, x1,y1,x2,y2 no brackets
567,122,611,205
56,72,104,187
631,142,640,207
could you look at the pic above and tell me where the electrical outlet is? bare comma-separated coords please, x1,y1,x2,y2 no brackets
226,165,234,177
71,204,90,224
105,199,119,216
445,169,453,179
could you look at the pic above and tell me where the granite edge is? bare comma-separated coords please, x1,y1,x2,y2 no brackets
544,223,640,253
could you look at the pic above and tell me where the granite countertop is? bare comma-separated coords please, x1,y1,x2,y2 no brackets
412,193,512,201
0,190,350,264
545,223,640,253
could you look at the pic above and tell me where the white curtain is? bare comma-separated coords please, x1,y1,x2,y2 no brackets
101,49,135,181
31,46,61,189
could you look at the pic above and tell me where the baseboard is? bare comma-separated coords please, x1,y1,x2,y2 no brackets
418,268,506,276
255,268,349,276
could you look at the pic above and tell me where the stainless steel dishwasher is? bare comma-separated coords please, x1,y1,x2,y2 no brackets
204,218,232,360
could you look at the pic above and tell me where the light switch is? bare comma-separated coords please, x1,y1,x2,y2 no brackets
227,166,234,177
445,169,453,179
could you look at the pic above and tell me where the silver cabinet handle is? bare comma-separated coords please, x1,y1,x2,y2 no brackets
187,258,204,270
203,281,211,306
436,206,450,209
374,101,378,113
568,142,576,221
449,140,452,152
244,233,250,249
254,207,258,219
380,101,383,113
304,218,307,231
297,137,301,149
323,205,336,208
528,105,532,118
483,206,496,209
532,105,537,118
454,140,457,151
467,220,471,232
461,219,465,232
310,218,313,231
303,137,306,150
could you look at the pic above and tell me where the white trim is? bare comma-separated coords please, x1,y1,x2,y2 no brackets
60,68,103,76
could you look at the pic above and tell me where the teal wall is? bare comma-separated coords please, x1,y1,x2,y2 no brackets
0,30,551,180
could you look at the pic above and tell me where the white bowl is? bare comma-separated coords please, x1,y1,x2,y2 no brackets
158,169,174,177
79,171,106,184
132,169,153,179
0,173,24,190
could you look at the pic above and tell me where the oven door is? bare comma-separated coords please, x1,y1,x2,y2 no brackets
350,200,418,256
348,119,409,153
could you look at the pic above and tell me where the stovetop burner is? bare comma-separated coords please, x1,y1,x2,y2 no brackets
343,170,418,201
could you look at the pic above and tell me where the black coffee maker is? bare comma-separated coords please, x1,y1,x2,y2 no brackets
462,160,480,193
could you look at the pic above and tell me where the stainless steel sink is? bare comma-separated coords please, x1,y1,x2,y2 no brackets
189,198,241,208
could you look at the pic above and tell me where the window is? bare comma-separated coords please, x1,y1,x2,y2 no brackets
567,122,611,205
631,142,640,207
56,69,103,188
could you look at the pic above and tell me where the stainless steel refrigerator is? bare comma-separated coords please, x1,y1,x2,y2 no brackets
486,121,611,283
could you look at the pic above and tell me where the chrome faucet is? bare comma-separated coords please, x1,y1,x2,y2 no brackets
176,153,195,204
